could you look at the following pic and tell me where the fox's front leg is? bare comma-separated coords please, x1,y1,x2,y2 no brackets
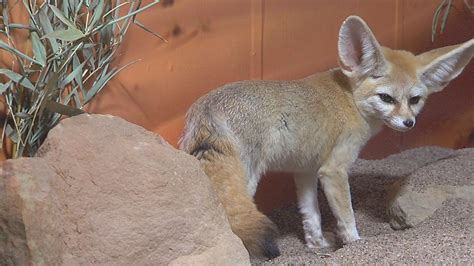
318,165,360,243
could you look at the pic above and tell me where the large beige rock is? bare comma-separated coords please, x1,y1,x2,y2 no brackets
387,148,473,230
0,114,250,265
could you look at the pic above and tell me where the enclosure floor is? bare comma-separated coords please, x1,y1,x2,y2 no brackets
252,169,473,264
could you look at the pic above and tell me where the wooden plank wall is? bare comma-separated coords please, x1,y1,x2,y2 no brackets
2,0,473,211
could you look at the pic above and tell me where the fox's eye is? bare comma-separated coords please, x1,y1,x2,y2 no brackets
378,93,395,104
409,96,421,105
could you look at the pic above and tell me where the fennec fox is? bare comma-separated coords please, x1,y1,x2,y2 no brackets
180,16,474,259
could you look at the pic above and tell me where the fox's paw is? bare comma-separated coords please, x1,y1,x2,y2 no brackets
339,229,361,244
305,231,337,249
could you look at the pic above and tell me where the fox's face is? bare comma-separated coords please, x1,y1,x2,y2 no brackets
353,50,429,132
337,16,474,132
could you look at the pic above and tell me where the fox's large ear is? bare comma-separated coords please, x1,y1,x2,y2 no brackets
338,16,387,79
417,39,474,93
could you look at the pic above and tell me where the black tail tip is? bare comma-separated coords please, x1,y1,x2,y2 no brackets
261,231,281,260
245,225,281,260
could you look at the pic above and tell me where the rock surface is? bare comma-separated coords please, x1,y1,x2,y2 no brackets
0,114,250,265
256,146,473,265
387,148,473,229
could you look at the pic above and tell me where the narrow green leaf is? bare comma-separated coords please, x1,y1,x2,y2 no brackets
440,0,452,34
77,0,84,11
38,72,60,118
118,2,137,37
0,69,35,90
48,113,63,130
31,127,44,144
2,3,10,30
103,1,127,19
98,48,117,68
34,63,52,93
21,0,39,28
5,124,19,144
4,23,35,30
134,19,167,42
82,46,96,70
63,87,81,108
432,0,447,42
31,121,54,145
1,111,7,146
111,0,123,33
68,0,81,15
49,4,77,29
85,71,114,103
72,54,85,94
0,40,42,65
0,81,12,95
89,0,100,10
31,32,47,66
39,6,59,53
83,43,96,49
73,92,82,108
58,43,84,72
98,1,160,30
59,58,88,88
91,0,105,27
62,1,70,19
15,112,33,119
45,100,84,116
43,28,85,41
85,59,140,103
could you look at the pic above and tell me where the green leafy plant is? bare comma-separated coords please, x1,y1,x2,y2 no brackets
0,0,163,158
432,0,473,41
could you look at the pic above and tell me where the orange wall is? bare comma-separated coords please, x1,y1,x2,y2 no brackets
87,0,473,212
2,1,473,211
89,0,473,155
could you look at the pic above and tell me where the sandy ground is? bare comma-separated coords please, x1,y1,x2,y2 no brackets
252,147,473,265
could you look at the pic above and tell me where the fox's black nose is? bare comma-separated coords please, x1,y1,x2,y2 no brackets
403,119,414,128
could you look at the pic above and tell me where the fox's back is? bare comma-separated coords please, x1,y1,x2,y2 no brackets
182,70,362,172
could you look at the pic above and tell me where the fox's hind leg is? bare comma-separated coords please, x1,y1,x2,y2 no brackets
294,173,333,248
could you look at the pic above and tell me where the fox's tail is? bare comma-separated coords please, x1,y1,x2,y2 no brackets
200,151,280,259
179,106,280,259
